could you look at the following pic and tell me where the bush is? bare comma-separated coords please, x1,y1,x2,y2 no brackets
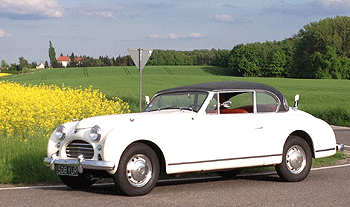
0,81,130,183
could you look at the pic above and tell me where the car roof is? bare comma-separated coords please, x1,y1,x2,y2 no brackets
156,81,289,112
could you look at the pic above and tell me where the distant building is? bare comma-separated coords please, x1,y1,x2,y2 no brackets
57,56,84,67
36,63,45,69
74,57,84,66
75,57,83,62
57,56,70,67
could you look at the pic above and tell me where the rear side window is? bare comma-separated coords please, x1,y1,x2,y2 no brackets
256,92,278,113
219,92,254,114
229,92,253,111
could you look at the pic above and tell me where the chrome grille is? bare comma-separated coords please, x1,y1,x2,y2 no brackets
66,140,94,159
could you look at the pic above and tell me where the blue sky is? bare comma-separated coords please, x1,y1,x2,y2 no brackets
1,0,350,64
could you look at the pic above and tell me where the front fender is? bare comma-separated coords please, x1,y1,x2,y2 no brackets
102,123,144,174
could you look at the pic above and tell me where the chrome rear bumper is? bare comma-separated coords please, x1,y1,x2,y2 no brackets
337,143,345,151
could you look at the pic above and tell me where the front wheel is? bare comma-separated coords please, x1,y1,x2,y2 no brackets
275,136,312,182
113,143,160,196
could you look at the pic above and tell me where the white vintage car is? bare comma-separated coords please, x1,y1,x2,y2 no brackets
44,81,337,196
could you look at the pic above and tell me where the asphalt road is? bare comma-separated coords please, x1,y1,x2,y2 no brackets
333,126,350,147
0,127,349,206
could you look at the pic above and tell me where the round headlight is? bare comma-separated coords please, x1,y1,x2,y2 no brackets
55,125,66,140
90,125,101,142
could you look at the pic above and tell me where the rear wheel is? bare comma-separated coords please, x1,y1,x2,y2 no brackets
275,136,312,182
114,143,160,196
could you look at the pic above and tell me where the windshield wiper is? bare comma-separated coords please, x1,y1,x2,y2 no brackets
180,107,193,111
158,106,180,111
149,106,194,112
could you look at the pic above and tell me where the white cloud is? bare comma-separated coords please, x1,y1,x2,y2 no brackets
319,0,350,8
0,0,64,18
215,14,233,22
169,33,178,39
72,4,120,20
0,29,11,37
150,33,203,39
189,33,202,38
150,34,166,39
79,10,117,20
263,0,350,16
97,11,117,20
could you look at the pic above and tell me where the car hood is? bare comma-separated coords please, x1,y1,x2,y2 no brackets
75,114,131,129
74,110,196,130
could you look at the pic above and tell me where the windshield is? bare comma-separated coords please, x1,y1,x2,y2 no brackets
144,92,208,112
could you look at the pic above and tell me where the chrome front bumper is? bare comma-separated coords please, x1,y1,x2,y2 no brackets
44,154,115,173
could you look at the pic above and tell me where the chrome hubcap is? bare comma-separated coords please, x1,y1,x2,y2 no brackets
126,154,152,187
286,145,306,174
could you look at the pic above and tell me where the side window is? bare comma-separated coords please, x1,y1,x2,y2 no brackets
256,92,278,113
206,93,218,114
220,92,254,114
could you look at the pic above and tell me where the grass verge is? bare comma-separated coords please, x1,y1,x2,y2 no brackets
0,130,59,184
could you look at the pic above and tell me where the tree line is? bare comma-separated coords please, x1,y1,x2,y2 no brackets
50,16,350,79
222,16,350,79
48,43,218,68
2,16,349,79
0,58,47,74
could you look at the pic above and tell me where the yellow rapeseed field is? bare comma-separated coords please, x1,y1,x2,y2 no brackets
0,81,130,138
0,73,11,77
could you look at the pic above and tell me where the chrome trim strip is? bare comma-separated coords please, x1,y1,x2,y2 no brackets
315,148,336,153
168,154,282,166
44,157,115,171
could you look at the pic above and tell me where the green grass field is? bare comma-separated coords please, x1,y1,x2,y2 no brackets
4,66,349,126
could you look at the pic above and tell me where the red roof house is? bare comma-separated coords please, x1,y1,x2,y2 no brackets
57,56,70,67
75,57,83,62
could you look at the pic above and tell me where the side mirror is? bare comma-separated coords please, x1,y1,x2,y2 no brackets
221,101,232,108
294,94,299,109
145,96,150,105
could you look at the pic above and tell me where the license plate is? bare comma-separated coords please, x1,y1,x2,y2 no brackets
57,165,78,176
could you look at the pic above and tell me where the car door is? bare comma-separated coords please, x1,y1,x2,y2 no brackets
192,91,281,163
163,91,282,172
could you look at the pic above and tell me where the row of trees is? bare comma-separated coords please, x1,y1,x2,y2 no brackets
1,58,48,73
3,16,349,79
48,40,218,68
66,54,135,68
292,16,350,79
148,49,216,66
49,40,135,68
50,16,349,79
221,16,350,79
225,40,294,77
